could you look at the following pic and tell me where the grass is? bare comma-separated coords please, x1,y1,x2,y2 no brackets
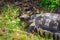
0,4,53,40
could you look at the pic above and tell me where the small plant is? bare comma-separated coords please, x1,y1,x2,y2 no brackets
40,0,60,12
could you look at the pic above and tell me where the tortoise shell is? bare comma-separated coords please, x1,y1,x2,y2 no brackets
20,13,60,40
35,13,60,33
20,13,60,32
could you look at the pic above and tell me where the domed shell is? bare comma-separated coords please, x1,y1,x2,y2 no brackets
35,13,60,33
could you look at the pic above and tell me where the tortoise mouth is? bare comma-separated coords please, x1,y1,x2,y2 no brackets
35,15,60,33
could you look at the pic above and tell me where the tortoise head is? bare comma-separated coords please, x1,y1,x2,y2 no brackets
20,14,30,21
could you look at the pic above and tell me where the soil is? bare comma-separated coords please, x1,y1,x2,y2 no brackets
0,0,60,14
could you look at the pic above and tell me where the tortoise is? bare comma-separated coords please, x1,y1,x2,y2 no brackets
20,13,60,40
